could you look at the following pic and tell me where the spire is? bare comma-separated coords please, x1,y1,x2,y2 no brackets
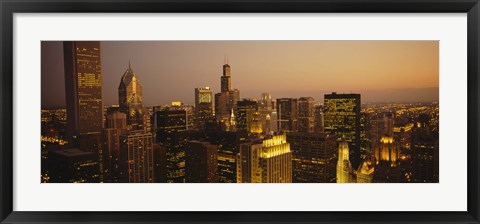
128,60,131,69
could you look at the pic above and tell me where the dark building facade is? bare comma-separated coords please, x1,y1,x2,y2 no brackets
63,41,103,156
185,141,218,183
48,148,100,183
236,99,258,133
287,132,338,183
153,143,167,183
412,117,439,183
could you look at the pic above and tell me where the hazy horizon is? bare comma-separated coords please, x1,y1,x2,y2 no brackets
41,41,439,107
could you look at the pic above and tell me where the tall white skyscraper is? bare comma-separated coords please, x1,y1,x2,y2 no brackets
336,139,355,183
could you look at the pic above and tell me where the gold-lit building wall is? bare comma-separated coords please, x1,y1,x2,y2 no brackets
194,87,214,130
375,136,399,164
249,112,263,134
336,140,355,183
63,41,103,171
356,159,375,183
324,93,361,168
237,134,292,183
118,63,146,131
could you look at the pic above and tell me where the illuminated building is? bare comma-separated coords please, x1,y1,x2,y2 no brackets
314,104,324,134
160,131,191,183
276,98,298,132
237,134,292,183
356,155,375,183
249,111,263,134
370,112,395,155
48,148,100,183
102,111,128,183
373,135,404,183
375,136,399,163
154,104,194,183
287,132,337,183
258,93,276,133
217,151,237,182
229,109,237,132
118,62,149,131
324,92,361,168
260,93,273,110
359,112,370,156
63,41,103,158
336,139,356,183
194,87,214,130
185,141,218,183
298,97,315,133
393,123,414,154
236,99,258,133
119,130,154,183
215,59,240,131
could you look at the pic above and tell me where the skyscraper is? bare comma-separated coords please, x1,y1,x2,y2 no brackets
356,155,375,183
258,93,276,133
314,104,325,133
370,112,395,155
324,92,361,168
336,139,355,183
412,115,439,183
298,97,315,133
154,104,194,183
185,141,218,183
119,130,154,183
154,103,194,137
102,111,128,183
236,99,258,133
63,41,103,179
276,98,298,132
118,62,147,131
48,148,100,183
215,59,240,131
194,87,214,130
287,132,337,183
237,134,292,183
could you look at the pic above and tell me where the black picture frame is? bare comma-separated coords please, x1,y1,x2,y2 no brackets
1,0,479,223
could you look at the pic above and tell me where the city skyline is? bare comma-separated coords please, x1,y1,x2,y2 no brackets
41,41,439,184
41,41,439,107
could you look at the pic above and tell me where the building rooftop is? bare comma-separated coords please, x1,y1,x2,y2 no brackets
51,148,92,157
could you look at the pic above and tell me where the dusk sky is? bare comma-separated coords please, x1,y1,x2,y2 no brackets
41,41,439,107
